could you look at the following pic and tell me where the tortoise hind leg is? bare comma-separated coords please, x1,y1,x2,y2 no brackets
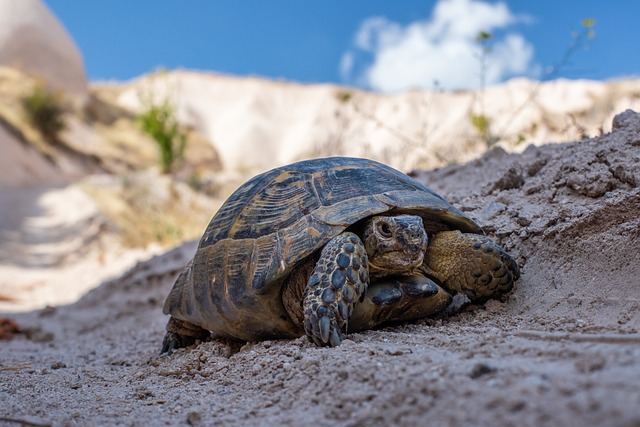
161,317,210,354
304,232,369,347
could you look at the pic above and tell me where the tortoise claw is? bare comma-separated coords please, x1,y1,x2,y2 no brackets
305,304,345,347
307,315,343,347
329,327,342,347
319,315,331,343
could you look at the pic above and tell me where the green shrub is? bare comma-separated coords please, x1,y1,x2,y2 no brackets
22,84,66,141
138,99,186,174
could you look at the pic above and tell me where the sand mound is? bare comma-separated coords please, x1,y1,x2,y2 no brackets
416,108,640,331
1,111,639,426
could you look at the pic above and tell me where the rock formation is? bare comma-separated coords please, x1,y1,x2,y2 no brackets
0,0,87,102
114,70,640,176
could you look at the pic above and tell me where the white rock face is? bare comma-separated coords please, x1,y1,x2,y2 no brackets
116,70,640,176
0,0,87,101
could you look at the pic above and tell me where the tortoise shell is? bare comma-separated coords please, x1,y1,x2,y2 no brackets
163,157,482,341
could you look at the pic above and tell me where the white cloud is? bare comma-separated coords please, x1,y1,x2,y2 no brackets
342,0,538,92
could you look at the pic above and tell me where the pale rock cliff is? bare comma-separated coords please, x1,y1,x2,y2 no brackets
0,0,87,102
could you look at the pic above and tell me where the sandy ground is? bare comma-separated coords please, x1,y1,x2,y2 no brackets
1,110,639,427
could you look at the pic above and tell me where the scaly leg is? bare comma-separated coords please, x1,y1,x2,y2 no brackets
304,232,369,346
422,230,520,301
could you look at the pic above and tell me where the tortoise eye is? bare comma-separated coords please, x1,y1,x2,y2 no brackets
377,222,392,238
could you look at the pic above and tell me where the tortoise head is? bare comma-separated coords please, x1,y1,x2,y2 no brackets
362,215,428,278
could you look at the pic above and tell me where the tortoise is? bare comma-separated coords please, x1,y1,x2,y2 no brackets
161,157,519,351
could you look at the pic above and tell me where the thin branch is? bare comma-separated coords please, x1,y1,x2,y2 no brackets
351,100,423,149
0,363,31,371
495,23,595,140
512,330,640,344
0,417,52,427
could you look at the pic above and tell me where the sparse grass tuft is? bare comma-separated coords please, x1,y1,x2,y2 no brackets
138,98,186,174
469,113,495,147
21,84,66,141
335,89,353,104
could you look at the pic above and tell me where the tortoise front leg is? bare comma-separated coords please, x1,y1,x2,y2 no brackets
303,232,369,347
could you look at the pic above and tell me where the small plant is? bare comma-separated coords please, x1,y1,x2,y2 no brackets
22,84,66,141
469,113,491,142
335,89,353,104
469,31,498,147
138,98,186,174
494,18,596,139
475,31,493,97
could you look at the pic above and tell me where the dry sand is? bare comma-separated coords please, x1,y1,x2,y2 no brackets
1,110,639,427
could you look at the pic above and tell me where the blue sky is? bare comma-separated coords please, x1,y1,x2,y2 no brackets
44,0,639,92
